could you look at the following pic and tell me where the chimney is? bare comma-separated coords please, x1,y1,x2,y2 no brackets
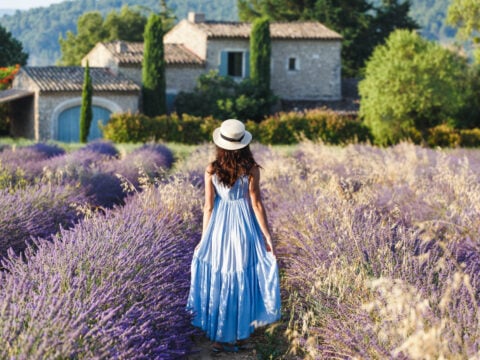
188,12,205,23
116,41,128,53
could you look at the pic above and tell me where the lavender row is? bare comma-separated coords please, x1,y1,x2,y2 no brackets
258,142,480,358
0,183,88,260
0,142,174,262
0,176,202,359
0,142,174,204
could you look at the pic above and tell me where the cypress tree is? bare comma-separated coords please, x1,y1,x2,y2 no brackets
142,13,166,117
79,61,93,143
250,17,271,91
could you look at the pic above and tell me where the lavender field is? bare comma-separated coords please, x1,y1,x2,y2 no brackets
0,141,479,359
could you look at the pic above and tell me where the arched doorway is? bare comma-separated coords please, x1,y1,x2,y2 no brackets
52,97,122,142
57,106,111,142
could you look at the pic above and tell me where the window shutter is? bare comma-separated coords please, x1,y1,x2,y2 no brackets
219,51,228,76
244,51,250,78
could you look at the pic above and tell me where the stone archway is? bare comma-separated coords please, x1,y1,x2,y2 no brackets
51,97,122,141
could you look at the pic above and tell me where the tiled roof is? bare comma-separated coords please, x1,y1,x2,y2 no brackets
22,67,140,92
190,21,342,40
0,89,34,104
103,41,204,66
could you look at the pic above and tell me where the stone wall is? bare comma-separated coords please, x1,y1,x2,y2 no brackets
271,39,341,100
12,71,40,139
118,65,142,85
166,66,205,93
164,20,208,59
205,39,250,74
82,44,119,72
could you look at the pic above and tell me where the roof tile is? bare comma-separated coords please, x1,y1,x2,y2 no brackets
190,21,342,40
103,41,204,66
22,67,140,92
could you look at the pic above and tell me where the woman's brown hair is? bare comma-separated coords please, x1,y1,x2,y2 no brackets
211,145,259,187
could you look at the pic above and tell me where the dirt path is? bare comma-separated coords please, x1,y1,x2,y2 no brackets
187,335,257,359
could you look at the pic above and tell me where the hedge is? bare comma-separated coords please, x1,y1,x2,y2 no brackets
102,110,371,145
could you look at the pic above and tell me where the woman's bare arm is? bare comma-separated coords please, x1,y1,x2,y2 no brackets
196,165,215,250
249,166,275,255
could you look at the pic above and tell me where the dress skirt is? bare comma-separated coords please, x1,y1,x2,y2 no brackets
186,175,281,343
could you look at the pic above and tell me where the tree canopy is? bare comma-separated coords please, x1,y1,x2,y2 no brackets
359,29,470,145
0,24,28,67
238,0,417,77
250,17,271,89
142,13,166,117
58,6,147,65
79,62,93,143
447,0,480,62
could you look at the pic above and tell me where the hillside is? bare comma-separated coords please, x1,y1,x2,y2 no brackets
0,9,15,16
0,0,454,66
0,0,237,65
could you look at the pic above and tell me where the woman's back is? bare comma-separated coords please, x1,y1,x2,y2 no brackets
212,174,249,202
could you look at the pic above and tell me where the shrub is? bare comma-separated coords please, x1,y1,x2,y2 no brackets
359,29,470,145
114,143,175,188
261,142,480,358
101,112,158,143
257,110,371,144
459,128,480,147
427,124,461,147
0,178,201,358
0,183,87,258
27,143,65,158
82,140,119,157
175,71,276,121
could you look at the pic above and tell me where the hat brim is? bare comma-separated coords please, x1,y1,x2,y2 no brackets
212,127,252,150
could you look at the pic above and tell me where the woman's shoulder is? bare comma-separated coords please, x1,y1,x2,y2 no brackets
205,163,214,174
249,164,260,177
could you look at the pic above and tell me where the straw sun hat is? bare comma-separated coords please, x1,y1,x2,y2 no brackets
213,119,252,150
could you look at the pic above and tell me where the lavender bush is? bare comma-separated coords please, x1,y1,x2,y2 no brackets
0,176,202,359
82,140,119,157
0,140,478,358
261,141,480,358
0,183,87,259
112,144,174,189
0,143,66,183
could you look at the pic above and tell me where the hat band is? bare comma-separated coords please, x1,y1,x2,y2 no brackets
221,133,245,143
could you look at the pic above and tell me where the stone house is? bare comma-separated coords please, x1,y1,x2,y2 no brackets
85,12,343,103
3,12,342,142
6,66,139,142
83,40,205,110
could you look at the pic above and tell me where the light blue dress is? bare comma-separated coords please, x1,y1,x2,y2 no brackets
187,174,281,343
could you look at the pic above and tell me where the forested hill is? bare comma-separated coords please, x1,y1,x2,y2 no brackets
409,0,454,43
0,0,237,65
1,0,452,66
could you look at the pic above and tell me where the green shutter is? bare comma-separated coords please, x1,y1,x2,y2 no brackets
244,51,250,78
219,51,228,76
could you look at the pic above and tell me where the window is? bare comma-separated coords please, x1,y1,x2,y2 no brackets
288,57,297,71
228,52,244,77
219,50,249,78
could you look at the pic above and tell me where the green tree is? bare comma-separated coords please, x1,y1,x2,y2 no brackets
250,17,271,89
59,11,108,66
447,0,480,62
142,13,166,117
58,6,147,65
0,24,28,67
79,61,93,143
104,6,147,42
359,29,470,145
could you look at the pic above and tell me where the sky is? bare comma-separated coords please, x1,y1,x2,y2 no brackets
0,0,67,10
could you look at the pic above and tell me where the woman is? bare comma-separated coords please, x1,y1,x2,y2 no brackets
187,119,281,353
